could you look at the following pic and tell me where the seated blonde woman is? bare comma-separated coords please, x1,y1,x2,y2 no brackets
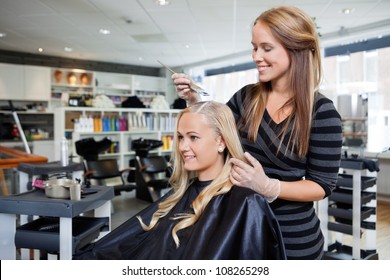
74,101,286,260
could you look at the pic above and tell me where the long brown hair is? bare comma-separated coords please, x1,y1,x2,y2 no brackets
238,6,321,158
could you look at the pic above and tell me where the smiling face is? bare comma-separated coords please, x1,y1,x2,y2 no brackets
251,20,291,87
177,112,225,181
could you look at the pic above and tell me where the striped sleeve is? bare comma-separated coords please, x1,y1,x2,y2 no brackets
306,95,343,197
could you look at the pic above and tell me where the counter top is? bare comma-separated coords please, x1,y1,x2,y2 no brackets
0,110,53,114
343,146,390,160
364,150,390,160
0,186,114,218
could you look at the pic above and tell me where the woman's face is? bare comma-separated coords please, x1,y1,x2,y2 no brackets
251,21,291,87
177,112,225,181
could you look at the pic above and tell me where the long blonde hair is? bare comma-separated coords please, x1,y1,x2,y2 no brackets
238,6,321,157
137,101,247,247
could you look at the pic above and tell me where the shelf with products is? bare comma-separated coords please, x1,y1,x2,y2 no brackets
135,90,166,108
94,72,167,108
51,70,167,109
51,68,94,108
54,107,180,169
52,68,94,88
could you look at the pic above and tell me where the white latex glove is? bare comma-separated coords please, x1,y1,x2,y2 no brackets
171,73,201,106
230,152,280,203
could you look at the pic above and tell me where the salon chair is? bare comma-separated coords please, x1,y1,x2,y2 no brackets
132,138,171,202
75,137,136,196
84,159,136,196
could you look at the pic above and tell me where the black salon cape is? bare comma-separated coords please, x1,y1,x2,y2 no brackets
74,180,286,260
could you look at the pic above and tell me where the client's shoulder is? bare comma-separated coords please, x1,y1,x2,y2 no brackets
229,185,268,203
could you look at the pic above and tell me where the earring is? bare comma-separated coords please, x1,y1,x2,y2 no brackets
218,147,224,153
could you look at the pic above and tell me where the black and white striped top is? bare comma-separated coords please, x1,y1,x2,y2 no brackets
227,84,342,260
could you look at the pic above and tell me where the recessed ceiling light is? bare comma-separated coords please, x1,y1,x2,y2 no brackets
138,57,144,61
0,32,6,38
340,8,354,14
155,0,170,6
124,17,133,24
64,47,73,52
38,48,43,53
99,28,111,35
184,44,190,49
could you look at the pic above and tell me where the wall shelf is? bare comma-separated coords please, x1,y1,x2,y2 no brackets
54,107,179,169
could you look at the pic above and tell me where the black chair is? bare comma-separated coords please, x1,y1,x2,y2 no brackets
84,159,136,196
135,155,171,202
130,138,171,202
75,137,136,196
75,137,112,161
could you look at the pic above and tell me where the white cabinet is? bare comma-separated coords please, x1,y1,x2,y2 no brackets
0,63,169,109
54,107,179,168
24,66,51,101
0,63,51,101
132,75,166,107
95,71,132,90
94,71,132,107
0,63,24,100
132,74,165,92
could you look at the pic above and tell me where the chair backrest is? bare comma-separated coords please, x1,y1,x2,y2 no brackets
75,137,112,161
135,155,170,202
139,156,168,174
85,159,123,187
85,159,120,178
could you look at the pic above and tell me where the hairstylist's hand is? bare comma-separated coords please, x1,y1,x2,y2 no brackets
171,73,201,105
230,152,280,203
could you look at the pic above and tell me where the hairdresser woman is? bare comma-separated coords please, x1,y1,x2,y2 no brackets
171,6,343,260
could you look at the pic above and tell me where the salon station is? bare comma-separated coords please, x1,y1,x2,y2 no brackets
0,0,389,260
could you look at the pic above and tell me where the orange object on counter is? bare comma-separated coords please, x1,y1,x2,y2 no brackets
0,146,48,196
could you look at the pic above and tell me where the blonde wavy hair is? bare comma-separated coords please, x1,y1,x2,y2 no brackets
238,6,322,158
137,101,247,247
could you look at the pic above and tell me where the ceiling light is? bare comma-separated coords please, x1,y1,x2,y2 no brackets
38,48,43,53
155,0,170,6
99,28,111,35
184,44,190,49
64,47,73,52
124,17,133,24
0,32,6,38
340,8,354,14
138,57,144,61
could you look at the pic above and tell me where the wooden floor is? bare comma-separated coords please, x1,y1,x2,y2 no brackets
111,192,390,260
376,201,390,260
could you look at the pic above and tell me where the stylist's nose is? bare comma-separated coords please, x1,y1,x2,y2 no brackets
252,50,264,62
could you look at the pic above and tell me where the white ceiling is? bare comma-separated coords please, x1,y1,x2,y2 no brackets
0,0,389,69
